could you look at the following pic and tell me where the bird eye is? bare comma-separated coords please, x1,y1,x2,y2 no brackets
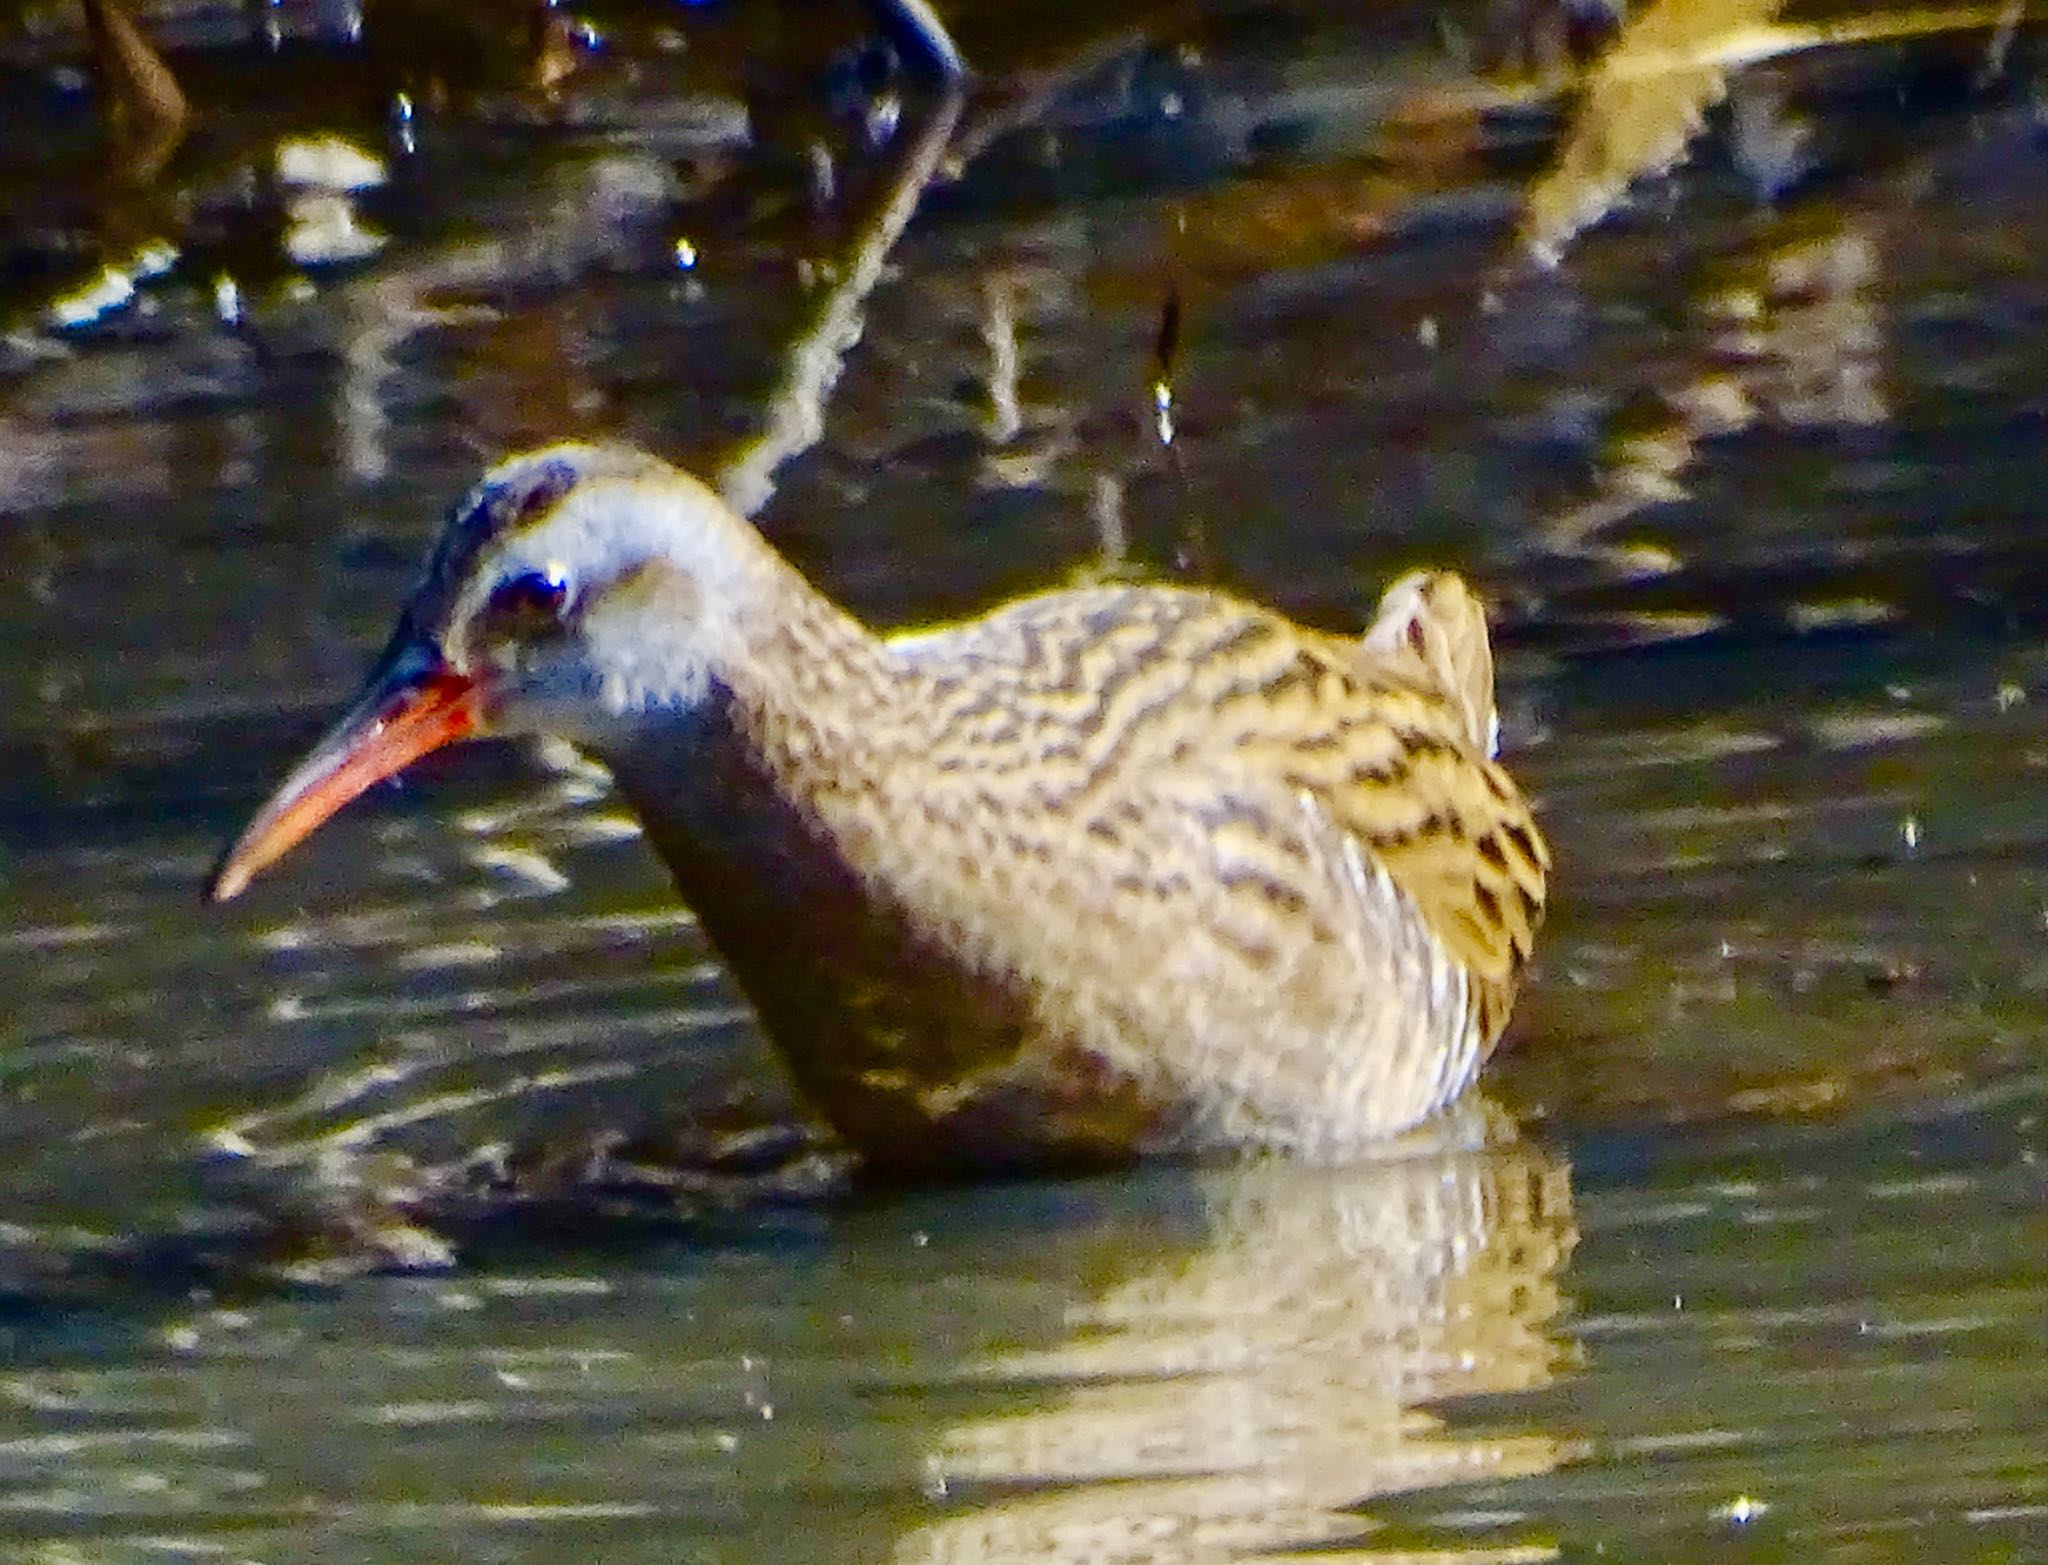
485,569,571,629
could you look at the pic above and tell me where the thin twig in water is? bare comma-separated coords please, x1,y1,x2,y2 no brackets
715,90,964,518
870,0,968,81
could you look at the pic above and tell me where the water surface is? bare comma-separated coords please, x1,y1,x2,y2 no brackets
2,2,2045,1560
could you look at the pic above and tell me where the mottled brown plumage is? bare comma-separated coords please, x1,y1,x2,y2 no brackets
210,444,1548,1173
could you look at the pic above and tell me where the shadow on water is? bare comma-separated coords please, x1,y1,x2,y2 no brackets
2,0,2047,1560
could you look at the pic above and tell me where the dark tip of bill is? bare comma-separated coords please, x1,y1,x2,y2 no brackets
201,845,242,905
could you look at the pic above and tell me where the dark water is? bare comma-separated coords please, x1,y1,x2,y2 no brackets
3,1,2046,1560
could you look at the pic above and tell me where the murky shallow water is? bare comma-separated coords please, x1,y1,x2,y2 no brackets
3,1,2046,1559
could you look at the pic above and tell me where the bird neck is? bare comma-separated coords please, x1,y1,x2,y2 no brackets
590,572,962,1112
727,560,913,792
594,548,919,862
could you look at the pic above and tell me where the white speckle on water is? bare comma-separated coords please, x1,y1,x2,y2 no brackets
1715,1494,1768,1526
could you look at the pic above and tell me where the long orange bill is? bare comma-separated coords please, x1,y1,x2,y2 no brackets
206,646,482,903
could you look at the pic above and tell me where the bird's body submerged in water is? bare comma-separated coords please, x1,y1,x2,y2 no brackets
210,445,1549,1174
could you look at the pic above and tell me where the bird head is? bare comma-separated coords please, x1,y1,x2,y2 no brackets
206,442,771,902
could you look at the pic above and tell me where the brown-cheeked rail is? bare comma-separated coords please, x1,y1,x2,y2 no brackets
208,445,1548,1175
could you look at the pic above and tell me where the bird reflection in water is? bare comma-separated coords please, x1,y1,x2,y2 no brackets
895,1106,1578,1564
